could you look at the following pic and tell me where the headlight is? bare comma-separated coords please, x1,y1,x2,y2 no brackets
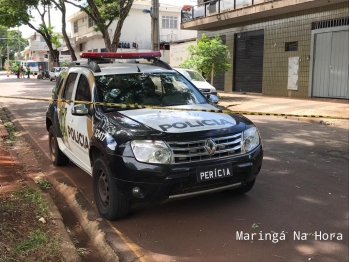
131,140,173,164
241,127,260,153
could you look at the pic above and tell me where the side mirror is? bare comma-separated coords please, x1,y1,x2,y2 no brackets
207,94,219,104
71,104,89,116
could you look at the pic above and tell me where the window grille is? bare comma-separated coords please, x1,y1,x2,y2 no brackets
312,17,349,30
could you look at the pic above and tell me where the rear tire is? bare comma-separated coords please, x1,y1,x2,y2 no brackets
48,125,69,166
230,179,256,195
93,157,130,220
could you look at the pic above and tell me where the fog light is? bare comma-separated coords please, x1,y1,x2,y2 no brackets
132,187,144,198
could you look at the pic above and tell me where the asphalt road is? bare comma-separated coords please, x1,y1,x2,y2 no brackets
0,76,348,262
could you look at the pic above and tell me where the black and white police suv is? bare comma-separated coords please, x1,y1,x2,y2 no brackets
46,52,263,220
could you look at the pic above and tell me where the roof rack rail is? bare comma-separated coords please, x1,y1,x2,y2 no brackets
72,51,172,72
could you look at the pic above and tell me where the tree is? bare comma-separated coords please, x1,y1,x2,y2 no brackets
64,0,134,52
180,34,231,85
50,0,77,61
0,0,61,66
0,26,28,69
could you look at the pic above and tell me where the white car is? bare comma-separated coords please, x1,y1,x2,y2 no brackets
174,68,218,100
49,67,67,81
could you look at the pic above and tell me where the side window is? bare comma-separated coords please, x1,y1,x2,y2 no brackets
63,73,78,101
52,77,65,99
75,75,91,102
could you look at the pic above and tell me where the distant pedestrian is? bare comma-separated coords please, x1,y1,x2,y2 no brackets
17,65,20,79
26,66,30,79
20,65,25,78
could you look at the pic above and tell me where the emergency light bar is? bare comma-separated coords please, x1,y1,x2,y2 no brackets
80,51,162,59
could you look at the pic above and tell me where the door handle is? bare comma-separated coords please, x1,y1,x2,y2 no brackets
70,118,74,123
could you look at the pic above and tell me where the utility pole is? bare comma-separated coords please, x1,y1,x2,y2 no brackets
17,27,20,60
151,0,160,51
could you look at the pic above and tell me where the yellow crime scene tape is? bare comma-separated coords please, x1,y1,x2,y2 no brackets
0,95,348,120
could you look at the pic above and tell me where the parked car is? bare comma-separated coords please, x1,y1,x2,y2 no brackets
46,52,263,220
174,68,218,101
49,67,67,81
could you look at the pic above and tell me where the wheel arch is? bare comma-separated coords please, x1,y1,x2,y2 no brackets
90,145,104,167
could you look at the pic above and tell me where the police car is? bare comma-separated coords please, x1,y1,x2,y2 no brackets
46,52,263,220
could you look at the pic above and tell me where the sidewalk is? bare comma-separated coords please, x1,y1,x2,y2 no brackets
217,92,349,128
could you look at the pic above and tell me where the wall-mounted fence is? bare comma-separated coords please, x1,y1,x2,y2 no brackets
181,0,262,23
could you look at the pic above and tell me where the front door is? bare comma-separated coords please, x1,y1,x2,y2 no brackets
65,72,94,172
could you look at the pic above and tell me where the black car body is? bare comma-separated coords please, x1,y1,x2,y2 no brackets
46,52,263,220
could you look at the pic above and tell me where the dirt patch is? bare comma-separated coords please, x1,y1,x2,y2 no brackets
0,106,104,261
0,184,63,261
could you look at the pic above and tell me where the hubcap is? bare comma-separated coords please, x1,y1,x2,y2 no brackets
98,171,109,207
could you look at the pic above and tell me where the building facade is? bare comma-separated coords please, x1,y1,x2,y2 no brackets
22,32,74,68
67,0,197,62
181,0,349,99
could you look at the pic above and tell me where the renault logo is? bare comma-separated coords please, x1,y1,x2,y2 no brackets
204,138,217,156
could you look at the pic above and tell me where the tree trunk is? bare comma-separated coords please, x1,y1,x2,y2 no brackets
101,28,114,52
111,0,134,52
60,0,77,61
210,64,214,85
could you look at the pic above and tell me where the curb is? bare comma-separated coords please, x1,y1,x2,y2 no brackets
26,180,82,262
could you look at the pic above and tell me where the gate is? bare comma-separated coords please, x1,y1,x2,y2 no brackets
311,26,349,99
234,30,264,93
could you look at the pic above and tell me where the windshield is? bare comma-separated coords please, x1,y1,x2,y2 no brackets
95,72,207,111
183,70,206,82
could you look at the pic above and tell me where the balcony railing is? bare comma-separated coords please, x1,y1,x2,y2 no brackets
181,0,262,23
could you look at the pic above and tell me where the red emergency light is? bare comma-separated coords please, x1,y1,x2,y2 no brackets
80,51,162,59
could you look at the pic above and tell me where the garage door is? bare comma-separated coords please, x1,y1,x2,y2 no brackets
213,36,226,91
234,30,264,93
312,29,349,99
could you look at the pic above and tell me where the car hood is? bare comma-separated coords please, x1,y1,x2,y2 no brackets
104,104,253,143
191,81,216,91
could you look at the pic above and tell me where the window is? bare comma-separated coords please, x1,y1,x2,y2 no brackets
162,16,178,29
285,41,298,51
101,48,107,52
88,16,94,28
75,75,91,102
74,21,78,33
63,73,78,100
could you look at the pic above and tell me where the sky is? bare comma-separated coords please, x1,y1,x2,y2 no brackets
18,0,197,38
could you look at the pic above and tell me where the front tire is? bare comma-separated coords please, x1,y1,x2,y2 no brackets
230,179,256,195
48,125,69,166
93,157,130,220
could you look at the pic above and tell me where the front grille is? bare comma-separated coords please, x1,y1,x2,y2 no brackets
169,172,245,196
167,133,242,163
200,89,211,93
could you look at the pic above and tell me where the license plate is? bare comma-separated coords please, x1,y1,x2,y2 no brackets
196,163,233,182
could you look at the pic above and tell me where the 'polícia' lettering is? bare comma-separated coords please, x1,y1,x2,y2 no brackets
159,119,234,131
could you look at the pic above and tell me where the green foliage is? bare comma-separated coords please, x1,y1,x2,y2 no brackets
180,34,231,81
0,0,38,27
0,26,28,62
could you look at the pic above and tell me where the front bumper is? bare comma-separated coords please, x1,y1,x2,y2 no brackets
109,145,263,203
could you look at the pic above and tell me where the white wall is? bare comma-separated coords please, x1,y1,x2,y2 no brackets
170,40,196,67
68,0,198,59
